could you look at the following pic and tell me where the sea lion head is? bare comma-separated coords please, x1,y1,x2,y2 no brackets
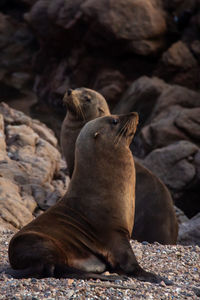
76,112,139,154
63,87,110,121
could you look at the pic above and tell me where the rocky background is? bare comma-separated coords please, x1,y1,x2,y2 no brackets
0,102,70,231
0,1,200,297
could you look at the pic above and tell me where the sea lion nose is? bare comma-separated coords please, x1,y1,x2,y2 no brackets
67,88,73,96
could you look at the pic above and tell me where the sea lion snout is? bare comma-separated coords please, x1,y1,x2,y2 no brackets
67,88,73,96
114,112,139,143
119,112,139,123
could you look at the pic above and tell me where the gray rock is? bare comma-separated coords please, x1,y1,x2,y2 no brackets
114,76,168,128
143,140,199,190
161,41,197,70
178,213,200,246
0,103,70,230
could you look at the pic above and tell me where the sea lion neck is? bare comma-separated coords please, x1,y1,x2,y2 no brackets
67,142,133,198
65,112,86,128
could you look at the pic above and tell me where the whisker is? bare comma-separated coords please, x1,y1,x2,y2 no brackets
114,120,130,145
117,120,130,145
77,101,86,120
114,122,126,145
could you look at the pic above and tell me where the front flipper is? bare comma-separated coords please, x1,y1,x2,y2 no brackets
106,234,173,285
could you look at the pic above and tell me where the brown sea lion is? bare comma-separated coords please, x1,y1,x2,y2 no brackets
60,88,178,244
134,161,178,244
8,113,170,284
60,87,110,177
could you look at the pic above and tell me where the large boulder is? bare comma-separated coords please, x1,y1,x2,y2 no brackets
113,76,168,130
138,84,200,155
154,41,199,89
80,0,167,54
143,141,199,191
142,140,200,217
0,102,69,230
28,0,167,54
22,0,169,110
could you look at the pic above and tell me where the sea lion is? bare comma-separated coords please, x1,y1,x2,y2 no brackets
134,161,178,244
60,87,110,177
8,113,170,283
60,88,178,244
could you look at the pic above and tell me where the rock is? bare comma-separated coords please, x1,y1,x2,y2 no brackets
0,103,70,230
130,78,200,218
175,108,200,141
161,41,197,69
0,102,57,147
175,206,189,224
81,0,167,54
21,0,38,6
93,69,126,109
0,177,33,230
142,141,200,217
23,0,169,110
28,0,167,53
0,12,35,99
137,82,200,154
113,76,168,129
152,84,200,117
178,213,200,246
0,115,6,160
154,41,199,89
113,77,200,162
190,40,200,62
163,0,197,12
143,141,199,190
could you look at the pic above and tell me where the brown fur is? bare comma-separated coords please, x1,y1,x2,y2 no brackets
60,88,178,244
60,88,110,177
8,113,171,284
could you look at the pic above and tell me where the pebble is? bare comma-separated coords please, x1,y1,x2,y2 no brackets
0,232,199,299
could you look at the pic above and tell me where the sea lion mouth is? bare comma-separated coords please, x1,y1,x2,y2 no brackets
64,94,86,120
65,102,77,114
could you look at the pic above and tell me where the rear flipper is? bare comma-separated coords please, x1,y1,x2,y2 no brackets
3,264,54,279
3,265,128,282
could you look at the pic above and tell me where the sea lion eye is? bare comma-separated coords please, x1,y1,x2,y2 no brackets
112,119,119,125
85,96,91,102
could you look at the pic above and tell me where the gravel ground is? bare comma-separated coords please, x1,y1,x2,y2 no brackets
0,230,199,299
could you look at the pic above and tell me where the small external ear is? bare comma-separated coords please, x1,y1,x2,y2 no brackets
94,132,100,138
98,107,105,113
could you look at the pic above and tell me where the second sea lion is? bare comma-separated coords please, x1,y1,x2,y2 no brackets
60,87,110,177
